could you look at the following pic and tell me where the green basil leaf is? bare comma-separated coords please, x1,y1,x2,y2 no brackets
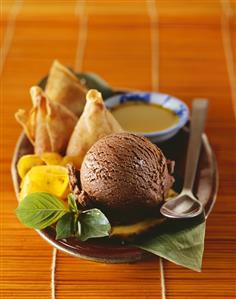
68,193,78,213
77,208,111,241
136,221,205,272
16,192,68,230
56,212,76,240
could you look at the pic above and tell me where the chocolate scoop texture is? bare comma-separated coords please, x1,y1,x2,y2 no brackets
69,133,174,223
66,89,123,169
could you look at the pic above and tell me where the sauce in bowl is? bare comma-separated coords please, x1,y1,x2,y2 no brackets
111,101,179,133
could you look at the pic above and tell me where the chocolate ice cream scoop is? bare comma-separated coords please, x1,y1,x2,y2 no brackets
69,133,174,224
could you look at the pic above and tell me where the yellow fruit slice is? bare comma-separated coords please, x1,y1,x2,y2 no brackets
19,165,69,201
19,173,44,201
111,218,165,238
41,152,63,165
17,155,45,179
60,156,78,167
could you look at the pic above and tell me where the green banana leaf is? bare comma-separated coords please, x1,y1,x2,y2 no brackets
136,216,206,272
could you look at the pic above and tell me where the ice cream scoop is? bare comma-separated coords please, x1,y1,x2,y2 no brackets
69,133,174,224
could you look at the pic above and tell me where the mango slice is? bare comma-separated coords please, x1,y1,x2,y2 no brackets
17,155,44,179
41,152,63,165
19,173,44,201
111,218,165,238
60,156,78,167
19,165,69,201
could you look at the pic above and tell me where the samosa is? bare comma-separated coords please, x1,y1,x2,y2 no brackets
45,60,87,116
15,86,78,155
66,89,123,168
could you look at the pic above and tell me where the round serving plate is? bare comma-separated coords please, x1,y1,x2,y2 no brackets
11,128,218,263
11,74,218,263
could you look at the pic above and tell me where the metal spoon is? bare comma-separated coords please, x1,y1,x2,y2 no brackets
160,99,208,219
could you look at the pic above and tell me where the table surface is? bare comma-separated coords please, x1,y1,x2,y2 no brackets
1,1,236,298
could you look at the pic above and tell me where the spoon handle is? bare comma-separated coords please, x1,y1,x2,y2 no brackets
183,99,208,192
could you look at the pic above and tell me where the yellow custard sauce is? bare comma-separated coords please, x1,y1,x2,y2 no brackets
111,101,179,133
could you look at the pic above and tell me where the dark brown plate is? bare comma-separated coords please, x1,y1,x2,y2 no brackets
11,128,218,263
11,74,218,263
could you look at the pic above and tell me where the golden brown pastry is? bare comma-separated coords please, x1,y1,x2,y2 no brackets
66,89,123,168
15,86,78,155
45,60,87,116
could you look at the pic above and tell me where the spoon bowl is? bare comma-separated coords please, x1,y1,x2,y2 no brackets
160,192,204,219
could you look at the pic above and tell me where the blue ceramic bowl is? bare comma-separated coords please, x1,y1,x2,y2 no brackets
105,92,189,143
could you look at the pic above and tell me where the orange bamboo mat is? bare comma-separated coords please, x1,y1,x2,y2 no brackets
1,1,236,298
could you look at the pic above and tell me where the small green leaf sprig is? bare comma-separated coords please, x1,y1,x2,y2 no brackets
16,192,111,241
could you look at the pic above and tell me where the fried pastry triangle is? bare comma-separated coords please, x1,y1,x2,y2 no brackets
15,86,78,155
66,89,123,168
45,60,87,116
